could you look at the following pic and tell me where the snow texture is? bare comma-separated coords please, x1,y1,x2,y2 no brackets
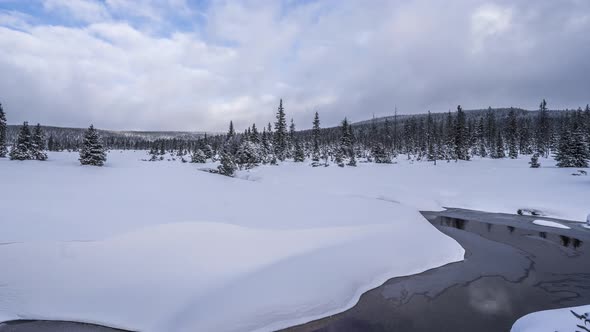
511,305,590,332
532,219,571,229
1,151,588,331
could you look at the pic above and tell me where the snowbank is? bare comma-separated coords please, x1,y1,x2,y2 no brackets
1,151,587,331
511,305,590,332
532,219,570,229
0,151,464,332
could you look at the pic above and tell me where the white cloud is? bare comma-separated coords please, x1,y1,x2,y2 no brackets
0,0,589,131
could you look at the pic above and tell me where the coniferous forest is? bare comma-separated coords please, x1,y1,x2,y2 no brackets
1,99,589,172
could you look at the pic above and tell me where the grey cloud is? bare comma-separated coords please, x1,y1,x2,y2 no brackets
0,0,588,132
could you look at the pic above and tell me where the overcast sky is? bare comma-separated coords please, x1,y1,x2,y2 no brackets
0,0,589,131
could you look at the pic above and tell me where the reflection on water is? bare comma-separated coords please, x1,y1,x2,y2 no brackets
287,209,590,332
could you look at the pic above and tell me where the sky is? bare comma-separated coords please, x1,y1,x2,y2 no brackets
0,0,589,132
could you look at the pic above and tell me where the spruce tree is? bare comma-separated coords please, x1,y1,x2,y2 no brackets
536,99,550,157
293,139,305,162
555,113,589,168
506,108,518,159
218,151,237,176
312,112,321,162
529,153,541,168
273,99,288,161
493,132,505,158
0,103,7,158
288,118,296,158
227,121,235,141
79,125,107,166
454,105,469,160
476,118,487,157
9,122,33,160
31,123,48,161
235,140,260,170
191,149,206,163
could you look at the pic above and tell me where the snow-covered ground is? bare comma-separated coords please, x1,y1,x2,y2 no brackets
511,305,590,332
0,151,588,332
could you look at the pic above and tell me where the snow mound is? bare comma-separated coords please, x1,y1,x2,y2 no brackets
532,220,570,229
511,305,590,332
0,221,463,332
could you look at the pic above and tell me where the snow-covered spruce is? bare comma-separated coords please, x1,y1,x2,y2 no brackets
190,149,207,163
217,150,237,176
32,123,48,161
79,125,107,166
0,103,7,158
9,122,34,160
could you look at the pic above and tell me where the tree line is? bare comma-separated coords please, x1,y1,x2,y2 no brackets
1,99,589,173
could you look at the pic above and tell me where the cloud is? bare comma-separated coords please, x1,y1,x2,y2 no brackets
0,0,589,131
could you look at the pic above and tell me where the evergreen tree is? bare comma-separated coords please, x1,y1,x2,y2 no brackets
536,99,550,157
31,123,47,161
475,118,487,157
191,149,206,163
227,121,235,141
444,111,455,161
218,151,237,176
339,118,354,159
9,122,33,160
79,125,107,166
0,103,7,158
288,118,296,158
454,105,469,160
506,108,519,159
312,111,321,162
250,123,260,144
529,153,541,168
493,131,505,158
148,146,159,161
235,140,260,170
273,99,288,161
554,113,589,168
293,139,305,162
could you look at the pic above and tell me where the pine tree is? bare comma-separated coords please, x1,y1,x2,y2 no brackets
536,99,550,157
250,123,260,144
288,118,296,158
445,111,455,161
273,99,288,161
31,123,47,161
235,140,260,170
506,108,518,159
9,122,33,160
529,153,541,168
191,149,206,163
79,125,107,166
148,146,159,161
493,132,505,158
293,139,305,162
555,113,589,168
476,118,487,157
218,151,236,176
227,121,235,141
454,105,469,160
0,103,7,158
312,112,321,162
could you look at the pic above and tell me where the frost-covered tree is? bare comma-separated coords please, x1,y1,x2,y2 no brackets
554,113,589,168
191,149,206,163
31,123,47,161
536,99,550,157
218,151,237,176
9,122,33,160
273,99,288,161
235,140,260,170
493,132,505,159
0,103,7,158
227,121,235,141
312,112,321,162
529,153,540,168
293,139,305,162
454,105,469,160
79,125,107,166
506,108,519,159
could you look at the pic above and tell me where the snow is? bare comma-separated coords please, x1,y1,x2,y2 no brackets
532,219,571,229
511,304,590,332
1,151,588,331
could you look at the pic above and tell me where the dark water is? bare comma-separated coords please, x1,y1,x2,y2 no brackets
2,209,589,332
285,209,590,332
